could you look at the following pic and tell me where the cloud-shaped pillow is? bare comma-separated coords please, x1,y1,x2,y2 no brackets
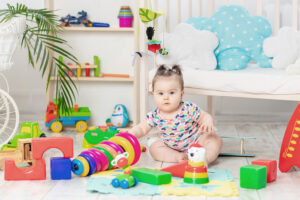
156,23,218,70
263,27,300,69
186,5,272,70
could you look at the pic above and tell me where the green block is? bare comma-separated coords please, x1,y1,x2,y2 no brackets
240,165,267,189
131,168,171,185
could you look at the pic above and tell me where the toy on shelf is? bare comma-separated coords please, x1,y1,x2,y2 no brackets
60,10,109,28
59,56,100,78
106,104,130,128
111,152,138,189
118,6,134,28
184,144,209,184
1,122,45,151
72,132,141,177
45,99,91,133
82,126,119,148
219,136,256,157
5,137,73,180
279,104,300,172
0,138,33,170
100,73,130,78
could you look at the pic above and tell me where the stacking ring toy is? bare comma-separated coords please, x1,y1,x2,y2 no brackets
116,132,141,165
79,154,96,176
81,150,101,172
92,146,114,170
97,144,118,158
71,158,84,176
100,141,124,154
89,148,109,171
75,156,90,177
109,136,135,165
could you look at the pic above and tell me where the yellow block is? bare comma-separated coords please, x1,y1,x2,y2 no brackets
184,171,208,178
188,161,204,167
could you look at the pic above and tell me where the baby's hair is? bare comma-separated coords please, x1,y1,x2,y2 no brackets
152,65,184,91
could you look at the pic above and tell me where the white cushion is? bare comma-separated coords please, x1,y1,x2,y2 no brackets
156,23,218,70
149,64,300,94
263,27,300,70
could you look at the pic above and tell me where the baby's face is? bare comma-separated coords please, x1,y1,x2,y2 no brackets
153,77,183,114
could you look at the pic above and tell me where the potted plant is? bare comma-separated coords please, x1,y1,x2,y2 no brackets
0,3,78,115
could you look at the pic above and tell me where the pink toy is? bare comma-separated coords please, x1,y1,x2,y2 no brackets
5,158,46,180
116,132,141,165
89,148,109,171
32,137,73,160
252,159,277,183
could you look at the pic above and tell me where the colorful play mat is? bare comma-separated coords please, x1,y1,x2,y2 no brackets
86,168,239,197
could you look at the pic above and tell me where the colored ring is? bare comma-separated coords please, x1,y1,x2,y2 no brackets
97,144,118,158
71,158,84,176
79,154,96,176
92,146,114,170
96,143,118,168
109,136,135,165
89,148,109,171
100,141,124,154
116,132,141,165
81,150,101,172
76,156,90,177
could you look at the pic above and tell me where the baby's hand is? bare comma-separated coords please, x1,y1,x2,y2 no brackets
197,112,214,134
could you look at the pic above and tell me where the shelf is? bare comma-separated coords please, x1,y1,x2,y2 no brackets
62,27,135,32
50,76,134,82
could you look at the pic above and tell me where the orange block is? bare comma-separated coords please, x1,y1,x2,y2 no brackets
32,137,73,160
160,161,188,178
5,159,46,180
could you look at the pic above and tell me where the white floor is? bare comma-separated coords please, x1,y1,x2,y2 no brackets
0,121,299,200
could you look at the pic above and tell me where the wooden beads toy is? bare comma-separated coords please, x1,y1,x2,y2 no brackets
71,132,141,176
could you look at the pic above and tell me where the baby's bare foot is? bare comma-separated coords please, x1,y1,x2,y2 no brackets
177,152,188,163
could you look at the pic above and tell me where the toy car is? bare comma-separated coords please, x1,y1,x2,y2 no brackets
111,174,138,189
1,122,45,151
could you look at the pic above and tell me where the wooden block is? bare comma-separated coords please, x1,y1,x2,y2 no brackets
132,168,171,185
252,159,277,183
240,165,266,189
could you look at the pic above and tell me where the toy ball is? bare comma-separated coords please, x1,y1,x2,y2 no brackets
111,104,129,128
159,48,168,55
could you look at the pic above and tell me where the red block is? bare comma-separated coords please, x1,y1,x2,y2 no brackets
160,161,188,178
5,159,46,180
252,159,277,183
32,137,73,160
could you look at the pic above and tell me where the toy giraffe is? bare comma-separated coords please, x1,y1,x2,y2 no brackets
111,152,132,174
184,143,209,184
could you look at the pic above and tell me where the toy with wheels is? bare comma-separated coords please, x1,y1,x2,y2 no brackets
111,174,138,189
0,18,22,149
82,126,119,148
71,132,141,176
45,99,91,133
1,122,45,151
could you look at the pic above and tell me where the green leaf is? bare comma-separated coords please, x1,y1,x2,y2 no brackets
139,8,163,23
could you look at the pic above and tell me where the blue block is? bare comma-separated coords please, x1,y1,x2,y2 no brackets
51,157,72,180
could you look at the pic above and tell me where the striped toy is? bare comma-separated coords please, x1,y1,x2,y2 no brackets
184,143,209,184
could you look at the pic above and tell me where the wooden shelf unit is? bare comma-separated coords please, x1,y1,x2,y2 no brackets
46,0,140,125
50,76,134,82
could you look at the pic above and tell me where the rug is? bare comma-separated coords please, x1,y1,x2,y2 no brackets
85,168,239,197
